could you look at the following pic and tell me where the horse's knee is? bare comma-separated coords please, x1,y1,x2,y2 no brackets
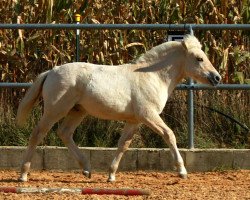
118,139,131,152
117,131,135,151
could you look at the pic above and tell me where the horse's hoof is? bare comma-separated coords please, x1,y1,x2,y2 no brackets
107,178,115,182
179,173,188,179
107,175,115,182
83,170,91,179
18,176,28,182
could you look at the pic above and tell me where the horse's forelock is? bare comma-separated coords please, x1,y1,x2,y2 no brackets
183,35,202,50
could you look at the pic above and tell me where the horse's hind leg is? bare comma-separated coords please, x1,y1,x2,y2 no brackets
108,122,139,182
57,108,91,178
19,115,56,182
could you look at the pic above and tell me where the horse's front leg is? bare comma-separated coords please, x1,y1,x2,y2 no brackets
140,111,187,179
108,123,139,182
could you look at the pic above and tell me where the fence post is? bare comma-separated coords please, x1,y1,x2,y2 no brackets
188,25,194,149
187,78,194,149
74,14,81,62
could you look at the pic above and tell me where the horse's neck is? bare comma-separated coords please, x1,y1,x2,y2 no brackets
143,47,186,92
161,51,185,87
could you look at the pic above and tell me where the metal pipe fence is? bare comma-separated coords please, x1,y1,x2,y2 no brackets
0,23,250,149
1,82,249,90
0,23,250,30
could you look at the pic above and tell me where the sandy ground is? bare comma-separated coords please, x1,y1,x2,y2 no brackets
0,170,249,200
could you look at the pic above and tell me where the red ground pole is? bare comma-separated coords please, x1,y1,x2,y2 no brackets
0,187,17,193
81,188,150,195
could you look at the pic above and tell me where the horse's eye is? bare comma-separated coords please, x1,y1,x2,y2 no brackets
196,57,203,62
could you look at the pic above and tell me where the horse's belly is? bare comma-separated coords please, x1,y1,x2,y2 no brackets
87,109,136,122
80,95,136,122
84,104,136,122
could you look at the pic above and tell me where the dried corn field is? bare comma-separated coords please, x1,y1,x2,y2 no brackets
0,0,249,148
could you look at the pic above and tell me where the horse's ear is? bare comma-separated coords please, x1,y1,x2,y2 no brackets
181,41,188,51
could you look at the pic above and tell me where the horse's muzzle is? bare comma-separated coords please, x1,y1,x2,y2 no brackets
208,72,221,86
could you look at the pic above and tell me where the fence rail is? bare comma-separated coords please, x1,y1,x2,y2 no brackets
0,23,249,149
1,82,249,90
0,23,250,30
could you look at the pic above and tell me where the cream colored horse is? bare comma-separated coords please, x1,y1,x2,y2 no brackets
16,35,221,182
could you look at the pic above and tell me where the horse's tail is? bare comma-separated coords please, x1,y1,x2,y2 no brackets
16,70,50,127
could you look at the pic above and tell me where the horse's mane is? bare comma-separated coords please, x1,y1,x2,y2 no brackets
183,34,202,50
135,35,202,63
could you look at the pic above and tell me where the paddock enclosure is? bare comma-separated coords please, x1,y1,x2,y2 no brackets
1,11,250,200
0,170,249,199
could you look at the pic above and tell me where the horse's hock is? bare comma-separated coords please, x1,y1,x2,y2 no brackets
0,147,249,172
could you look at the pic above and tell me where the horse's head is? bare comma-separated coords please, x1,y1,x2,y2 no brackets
182,35,221,86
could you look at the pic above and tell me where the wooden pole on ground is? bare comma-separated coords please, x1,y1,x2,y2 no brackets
0,186,150,196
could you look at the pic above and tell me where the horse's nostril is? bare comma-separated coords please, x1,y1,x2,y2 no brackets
214,75,221,83
208,72,221,86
